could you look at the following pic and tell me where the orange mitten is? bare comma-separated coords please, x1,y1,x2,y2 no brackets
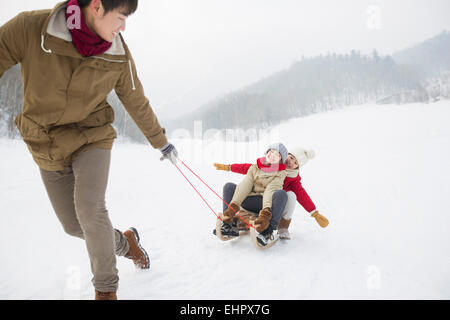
312,211,329,228
213,163,230,171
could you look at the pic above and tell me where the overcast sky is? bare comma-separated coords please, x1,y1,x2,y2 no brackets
1,0,449,119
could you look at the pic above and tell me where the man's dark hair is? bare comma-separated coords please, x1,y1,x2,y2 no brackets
77,0,138,16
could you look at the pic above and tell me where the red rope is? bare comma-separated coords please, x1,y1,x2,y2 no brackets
174,159,254,229
173,162,221,221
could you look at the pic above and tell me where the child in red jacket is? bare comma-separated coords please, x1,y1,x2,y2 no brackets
214,147,329,239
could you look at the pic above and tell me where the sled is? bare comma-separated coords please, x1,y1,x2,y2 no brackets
216,210,279,249
215,212,250,241
250,226,279,250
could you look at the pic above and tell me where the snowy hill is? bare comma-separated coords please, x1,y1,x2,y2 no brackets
1,101,449,299
393,30,450,78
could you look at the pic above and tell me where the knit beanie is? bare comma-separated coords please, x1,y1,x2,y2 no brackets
289,147,315,168
266,143,288,164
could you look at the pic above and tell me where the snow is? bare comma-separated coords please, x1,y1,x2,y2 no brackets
1,101,450,300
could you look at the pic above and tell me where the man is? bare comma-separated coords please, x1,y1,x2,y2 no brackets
0,0,178,300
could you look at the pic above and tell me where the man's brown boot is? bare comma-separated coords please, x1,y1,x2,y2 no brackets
95,290,117,300
123,227,150,269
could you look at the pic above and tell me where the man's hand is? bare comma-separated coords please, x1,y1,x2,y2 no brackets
159,143,178,165
213,163,230,171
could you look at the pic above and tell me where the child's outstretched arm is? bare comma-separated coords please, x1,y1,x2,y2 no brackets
288,179,329,228
289,179,317,213
213,163,252,175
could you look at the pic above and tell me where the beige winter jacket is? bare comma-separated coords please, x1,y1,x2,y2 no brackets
231,164,287,210
0,2,167,171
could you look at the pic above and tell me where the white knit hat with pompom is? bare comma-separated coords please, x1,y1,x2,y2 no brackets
289,147,315,168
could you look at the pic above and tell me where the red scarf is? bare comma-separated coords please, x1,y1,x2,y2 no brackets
66,0,112,57
256,157,286,173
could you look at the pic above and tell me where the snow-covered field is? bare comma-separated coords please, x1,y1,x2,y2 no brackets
1,101,450,300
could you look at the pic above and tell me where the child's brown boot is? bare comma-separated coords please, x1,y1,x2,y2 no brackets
223,203,240,225
254,208,272,233
277,218,292,239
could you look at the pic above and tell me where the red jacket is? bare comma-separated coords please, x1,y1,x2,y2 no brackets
230,163,317,214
